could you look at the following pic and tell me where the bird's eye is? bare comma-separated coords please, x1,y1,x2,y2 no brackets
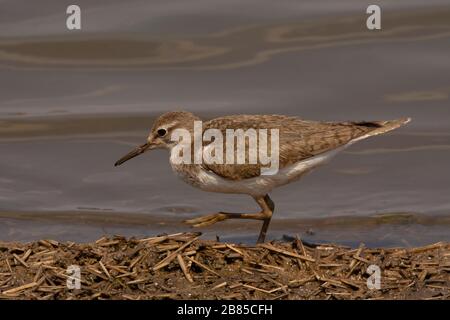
157,128,167,137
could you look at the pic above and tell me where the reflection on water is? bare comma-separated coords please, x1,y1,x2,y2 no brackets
0,1,449,245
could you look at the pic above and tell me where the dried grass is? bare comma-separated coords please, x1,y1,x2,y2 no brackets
0,233,448,300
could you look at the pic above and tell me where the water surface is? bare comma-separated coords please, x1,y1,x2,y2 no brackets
1,1,449,246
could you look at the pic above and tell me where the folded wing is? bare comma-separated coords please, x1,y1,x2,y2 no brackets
201,115,409,180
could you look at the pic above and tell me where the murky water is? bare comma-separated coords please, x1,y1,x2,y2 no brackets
1,1,449,246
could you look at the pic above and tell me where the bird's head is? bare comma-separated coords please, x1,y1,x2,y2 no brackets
114,110,200,166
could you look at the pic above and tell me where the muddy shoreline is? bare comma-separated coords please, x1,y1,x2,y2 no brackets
1,210,450,247
0,232,448,300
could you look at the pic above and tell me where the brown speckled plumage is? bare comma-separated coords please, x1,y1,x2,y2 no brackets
115,110,411,243
201,114,409,180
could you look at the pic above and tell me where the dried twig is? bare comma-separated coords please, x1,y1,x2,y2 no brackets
177,254,193,283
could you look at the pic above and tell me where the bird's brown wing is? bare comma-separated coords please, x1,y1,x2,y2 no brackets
200,115,407,180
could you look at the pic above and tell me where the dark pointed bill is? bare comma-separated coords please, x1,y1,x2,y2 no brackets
114,142,150,166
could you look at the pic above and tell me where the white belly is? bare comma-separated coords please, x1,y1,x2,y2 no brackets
170,144,347,197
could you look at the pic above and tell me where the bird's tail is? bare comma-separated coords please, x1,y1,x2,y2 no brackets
350,117,411,142
366,117,411,137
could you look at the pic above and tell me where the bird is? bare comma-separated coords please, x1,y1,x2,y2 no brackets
114,111,410,243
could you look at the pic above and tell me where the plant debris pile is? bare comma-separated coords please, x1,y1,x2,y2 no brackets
0,233,448,299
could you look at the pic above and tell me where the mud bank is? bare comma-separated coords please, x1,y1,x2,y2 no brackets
0,232,448,300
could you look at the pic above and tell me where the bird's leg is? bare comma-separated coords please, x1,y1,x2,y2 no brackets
257,194,274,243
184,194,274,243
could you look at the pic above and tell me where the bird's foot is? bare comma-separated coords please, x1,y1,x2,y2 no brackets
184,213,228,227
